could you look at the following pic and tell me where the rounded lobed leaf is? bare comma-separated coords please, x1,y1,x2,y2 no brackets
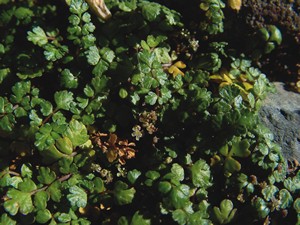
190,159,212,188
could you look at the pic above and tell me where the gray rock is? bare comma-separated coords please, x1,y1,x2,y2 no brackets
259,82,300,162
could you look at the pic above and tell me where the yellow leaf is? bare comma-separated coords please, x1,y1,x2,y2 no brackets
174,61,186,69
243,82,253,91
223,74,233,84
168,65,176,74
233,83,248,95
168,64,184,78
220,69,235,80
227,0,242,11
210,75,223,80
220,82,231,88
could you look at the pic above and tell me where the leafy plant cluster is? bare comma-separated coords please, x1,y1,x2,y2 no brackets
0,0,299,224
239,0,300,92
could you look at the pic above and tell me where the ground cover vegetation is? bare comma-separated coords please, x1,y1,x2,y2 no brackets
0,0,299,224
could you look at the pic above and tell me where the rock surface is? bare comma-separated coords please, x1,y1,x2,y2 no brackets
259,82,300,162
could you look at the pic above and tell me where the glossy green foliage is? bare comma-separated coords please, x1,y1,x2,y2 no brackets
190,159,212,188
250,25,283,59
199,0,225,34
219,139,251,176
213,199,237,224
0,0,299,225
114,181,136,205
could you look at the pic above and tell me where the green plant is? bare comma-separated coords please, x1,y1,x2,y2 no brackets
213,199,237,224
0,0,299,224
199,0,225,34
249,25,282,60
